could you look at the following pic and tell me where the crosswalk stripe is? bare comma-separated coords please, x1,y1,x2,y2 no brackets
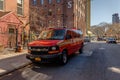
81,51,93,56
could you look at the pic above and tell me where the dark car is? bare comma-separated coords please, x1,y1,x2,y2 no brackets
84,36,90,42
106,38,117,44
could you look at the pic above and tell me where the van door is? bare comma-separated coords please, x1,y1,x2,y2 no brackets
70,30,79,53
65,30,74,55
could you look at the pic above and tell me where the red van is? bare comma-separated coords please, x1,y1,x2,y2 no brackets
26,28,84,64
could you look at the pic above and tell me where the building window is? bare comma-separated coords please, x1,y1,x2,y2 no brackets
40,0,44,5
48,20,52,27
57,8,61,14
48,0,52,4
0,28,2,33
33,0,37,5
0,0,4,10
57,20,60,27
48,9,52,16
17,0,24,15
56,0,60,3
9,28,15,34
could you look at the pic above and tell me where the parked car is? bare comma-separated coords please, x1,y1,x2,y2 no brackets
97,37,105,41
84,36,90,42
106,38,117,44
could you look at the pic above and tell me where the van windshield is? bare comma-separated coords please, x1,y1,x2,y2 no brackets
38,29,65,40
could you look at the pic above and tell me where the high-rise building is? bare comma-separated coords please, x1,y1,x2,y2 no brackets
29,0,90,36
112,13,119,24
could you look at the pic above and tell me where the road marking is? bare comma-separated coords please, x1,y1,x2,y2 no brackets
81,51,93,56
99,48,105,50
11,62,25,68
84,43,87,45
108,67,120,74
31,73,52,80
22,68,52,80
22,68,32,78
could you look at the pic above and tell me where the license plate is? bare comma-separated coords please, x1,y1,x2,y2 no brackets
35,57,41,61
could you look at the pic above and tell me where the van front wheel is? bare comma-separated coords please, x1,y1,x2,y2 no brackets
79,43,83,54
60,51,68,65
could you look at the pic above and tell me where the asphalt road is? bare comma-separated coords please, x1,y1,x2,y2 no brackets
0,42,120,80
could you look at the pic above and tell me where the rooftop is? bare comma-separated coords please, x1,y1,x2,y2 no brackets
0,11,10,18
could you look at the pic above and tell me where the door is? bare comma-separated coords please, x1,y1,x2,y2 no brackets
8,25,16,48
65,30,74,55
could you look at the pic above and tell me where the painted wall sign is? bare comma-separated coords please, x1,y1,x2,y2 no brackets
67,1,72,8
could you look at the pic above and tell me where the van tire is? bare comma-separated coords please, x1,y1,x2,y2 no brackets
79,43,83,54
60,51,68,65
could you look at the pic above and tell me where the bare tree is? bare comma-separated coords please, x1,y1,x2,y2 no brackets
106,23,120,39
91,22,110,38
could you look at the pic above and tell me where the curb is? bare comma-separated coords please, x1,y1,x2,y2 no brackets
0,61,32,77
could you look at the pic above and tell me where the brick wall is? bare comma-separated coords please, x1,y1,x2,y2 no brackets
29,0,87,36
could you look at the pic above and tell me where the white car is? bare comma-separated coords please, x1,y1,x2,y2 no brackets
106,38,117,44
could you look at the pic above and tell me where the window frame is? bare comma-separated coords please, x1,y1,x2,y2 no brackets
17,0,24,16
9,28,15,34
48,0,52,4
0,0,4,11
40,0,44,5
48,9,52,16
56,0,60,3
0,27,2,33
33,0,37,5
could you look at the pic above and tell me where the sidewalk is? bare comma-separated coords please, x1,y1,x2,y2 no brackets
0,49,31,76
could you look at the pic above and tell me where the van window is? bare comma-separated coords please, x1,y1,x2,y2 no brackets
66,30,72,39
38,29,65,40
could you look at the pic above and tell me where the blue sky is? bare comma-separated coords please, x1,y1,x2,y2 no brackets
91,0,120,26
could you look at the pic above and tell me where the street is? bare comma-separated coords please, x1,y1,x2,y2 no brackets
0,42,120,80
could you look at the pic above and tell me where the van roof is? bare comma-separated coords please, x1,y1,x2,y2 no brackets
48,28,66,30
48,28,83,34
48,27,80,30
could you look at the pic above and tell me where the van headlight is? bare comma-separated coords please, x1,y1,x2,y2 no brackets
49,46,59,51
51,46,57,50
48,46,60,54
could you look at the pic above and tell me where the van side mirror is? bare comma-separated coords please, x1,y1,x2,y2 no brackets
66,35,72,40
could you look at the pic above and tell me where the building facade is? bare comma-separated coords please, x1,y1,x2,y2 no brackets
112,13,119,24
0,11,22,48
29,0,89,36
0,0,29,48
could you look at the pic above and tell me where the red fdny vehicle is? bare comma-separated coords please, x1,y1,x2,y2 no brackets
26,28,84,64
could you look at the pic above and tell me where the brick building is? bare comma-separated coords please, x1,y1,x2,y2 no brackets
0,11,22,48
0,0,29,48
29,0,89,36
